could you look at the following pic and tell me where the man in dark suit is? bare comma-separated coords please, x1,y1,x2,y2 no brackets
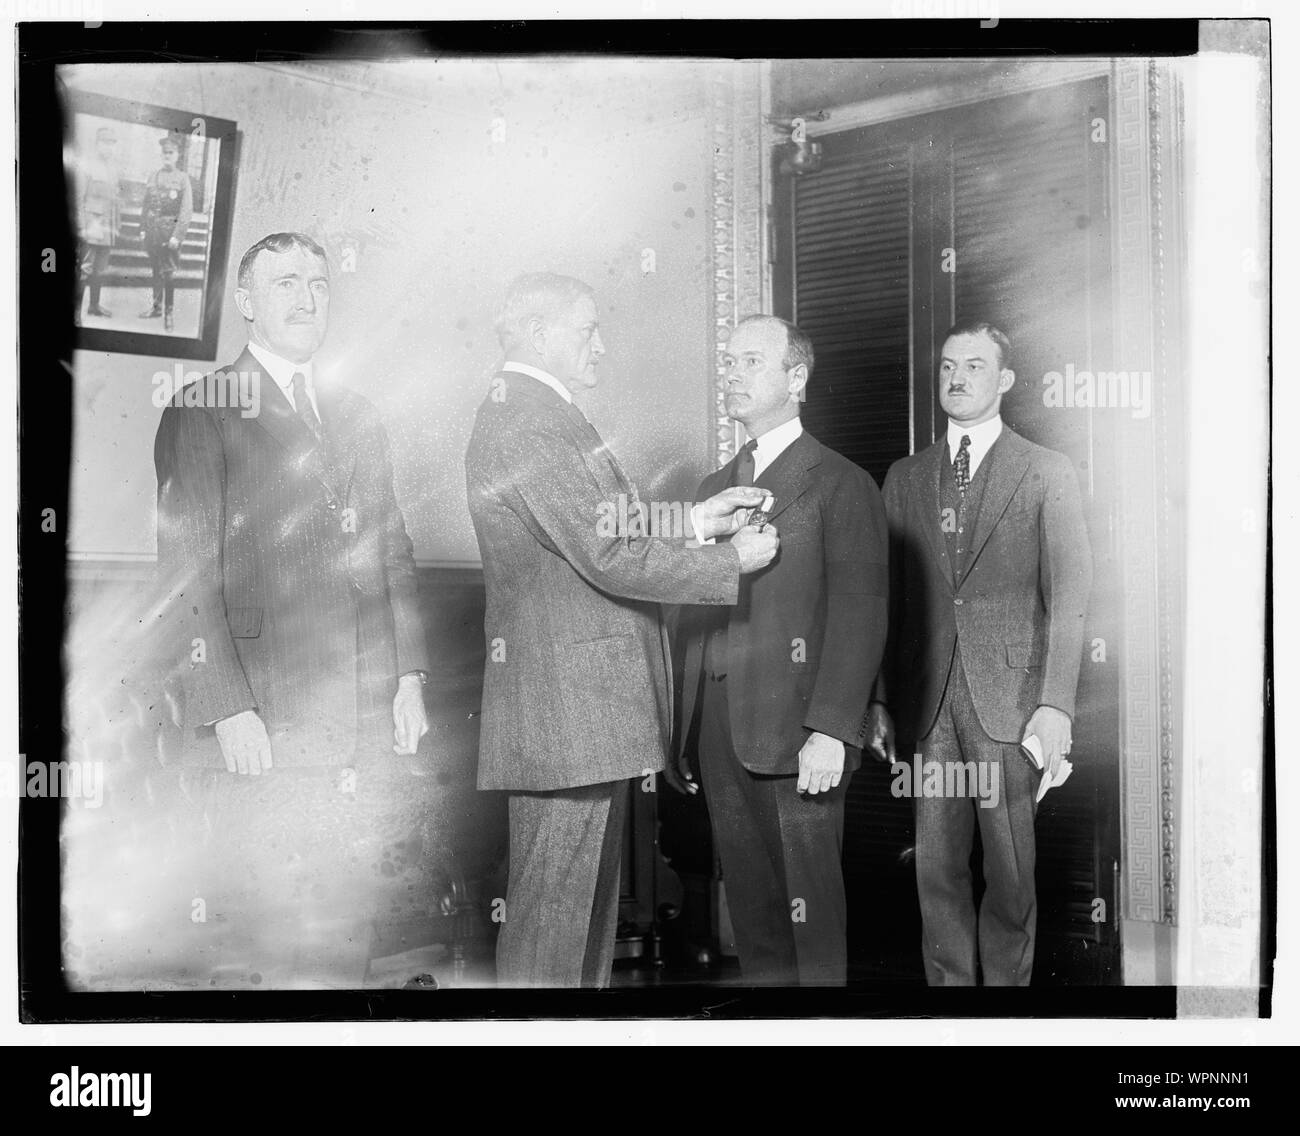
867,319,1092,986
464,273,778,988
154,231,430,985
668,315,889,986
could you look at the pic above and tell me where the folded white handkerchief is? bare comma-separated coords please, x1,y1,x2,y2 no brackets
1021,734,1074,803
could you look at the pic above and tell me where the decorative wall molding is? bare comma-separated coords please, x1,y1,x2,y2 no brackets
1150,63,1185,930
707,62,768,469
1112,58,1184,925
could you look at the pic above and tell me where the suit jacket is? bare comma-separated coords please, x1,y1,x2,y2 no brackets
874,426,1092,745
464,371,742,793
75,156,120,246
673,429,890,776
153,346,428,767
141,166,194,246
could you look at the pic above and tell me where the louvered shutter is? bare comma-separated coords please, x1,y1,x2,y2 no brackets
792,140,915,486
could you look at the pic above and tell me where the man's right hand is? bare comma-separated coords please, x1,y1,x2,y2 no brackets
694,486,770,542
866,702,897,763
663,758,699,797
732,524,779,573
214,709,273,776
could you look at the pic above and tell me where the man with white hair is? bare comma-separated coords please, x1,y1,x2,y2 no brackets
465,272,778,987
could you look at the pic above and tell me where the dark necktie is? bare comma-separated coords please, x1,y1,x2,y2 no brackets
706,439,761,679
291,372,322,441
953,434,971,498
731,438,758,487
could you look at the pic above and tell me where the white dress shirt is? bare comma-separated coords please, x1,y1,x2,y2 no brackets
693,416,804,543
946,414,1003,480
501,360,574,405
248,341,319,418
749,415,804,480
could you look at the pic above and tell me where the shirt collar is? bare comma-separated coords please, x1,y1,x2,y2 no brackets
247,341,313,400
502,361,573,405
746,415,804,469
947,414,1002,463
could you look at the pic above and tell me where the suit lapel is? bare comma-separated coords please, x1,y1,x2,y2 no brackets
573,405,638,502
241,346,341,504
699,428,817,532
503,371,635,500
241,347,309,453
701,460,733,497
313,381,355,501
756,429,819,521
913,439,954,587
962,428,1031,576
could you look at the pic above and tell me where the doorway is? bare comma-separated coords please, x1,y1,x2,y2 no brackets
773,76,1123,985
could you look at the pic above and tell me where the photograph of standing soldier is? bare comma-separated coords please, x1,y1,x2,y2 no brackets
139,133,193,331
74,125,122,321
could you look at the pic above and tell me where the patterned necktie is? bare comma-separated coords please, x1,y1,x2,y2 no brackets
291,372,322,441
732,438,758,487
953,434,971,497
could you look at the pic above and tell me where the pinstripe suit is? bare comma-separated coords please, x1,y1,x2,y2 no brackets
465,370,740,986
154,345,429,767
153,345,430,984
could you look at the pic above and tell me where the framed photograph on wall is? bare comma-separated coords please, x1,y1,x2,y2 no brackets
63,88,237,360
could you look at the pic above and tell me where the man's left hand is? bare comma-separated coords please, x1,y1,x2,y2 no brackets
393,675,430,755
663,756,699,797
1023,705,1072,780
798,731,845,796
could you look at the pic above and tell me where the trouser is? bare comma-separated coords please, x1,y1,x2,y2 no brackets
145,235,180,310
698,674,851,986
496,780,629,988
76,242,112,308
914,652,1040,986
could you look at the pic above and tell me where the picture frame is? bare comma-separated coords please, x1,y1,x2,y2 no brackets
64,88,237,360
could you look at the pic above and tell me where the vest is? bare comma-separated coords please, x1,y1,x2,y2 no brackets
940,442,993,587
